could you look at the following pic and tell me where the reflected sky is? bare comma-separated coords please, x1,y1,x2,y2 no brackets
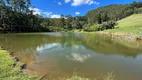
35,43,95,63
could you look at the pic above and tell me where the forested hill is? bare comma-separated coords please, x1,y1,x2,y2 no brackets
86,2,142,24
0,1,142,33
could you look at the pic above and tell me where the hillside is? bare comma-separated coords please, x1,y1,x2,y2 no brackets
103,14,142,38
86,4,132,23
86,2,142,24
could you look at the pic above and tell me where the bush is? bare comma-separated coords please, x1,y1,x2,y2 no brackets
134,8,142,14
99,20,117,31
83,24,99,32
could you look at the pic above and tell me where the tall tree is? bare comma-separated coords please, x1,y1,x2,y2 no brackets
60,14,65,28
9,0,30,13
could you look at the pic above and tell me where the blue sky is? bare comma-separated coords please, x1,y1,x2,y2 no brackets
30,0,141,18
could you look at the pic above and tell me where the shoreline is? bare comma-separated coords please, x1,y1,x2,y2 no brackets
0,48,40,80
96,31,142,41
70,30,142,41
0,30,142,41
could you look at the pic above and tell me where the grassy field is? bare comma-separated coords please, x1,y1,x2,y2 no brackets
103,14,142,37
0,50,40,80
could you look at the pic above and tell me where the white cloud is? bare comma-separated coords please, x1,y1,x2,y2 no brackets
58,2,62,6
65,0,71,3
64,0,100,6
29,7,61,18
29,7,42,15
51,14,61,18
72,0,100,6
75,12,80,15
43,12,53,17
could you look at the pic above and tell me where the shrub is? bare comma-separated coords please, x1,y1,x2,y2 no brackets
99,20,117,31
83,24,99,32
134,8,142,14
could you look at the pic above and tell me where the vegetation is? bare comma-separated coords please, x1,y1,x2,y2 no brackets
103,14,142,38
83,23,99,32
98,20,117,31
86,2,142,24
0,0,142,33
0,0,47,32
0,50,40,80
0,1,142,80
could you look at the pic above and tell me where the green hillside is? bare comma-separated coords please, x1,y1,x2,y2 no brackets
104,14,142,37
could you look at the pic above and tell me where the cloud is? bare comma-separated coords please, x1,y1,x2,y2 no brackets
51,14,61,18
75,12,80,15
29,7,61,18
72,0,100,6
65,0,71,3
58,2,62,6
29,7,42,15
64,0,100,6
44,12,61,18
43,12,53,17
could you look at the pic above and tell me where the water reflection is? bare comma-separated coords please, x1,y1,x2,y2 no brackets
66,53,91,63
36,43,61,52
136,54,142,60
0,32,142,80
35,42,95,63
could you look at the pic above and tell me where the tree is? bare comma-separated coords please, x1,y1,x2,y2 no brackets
66,14,73,29
9,0,31,13
60,14,65,28
96,12,102,24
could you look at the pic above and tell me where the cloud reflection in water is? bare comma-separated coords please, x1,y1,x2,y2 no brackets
35,43,95,63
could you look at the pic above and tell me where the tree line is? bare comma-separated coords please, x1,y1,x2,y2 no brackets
0,1,142,33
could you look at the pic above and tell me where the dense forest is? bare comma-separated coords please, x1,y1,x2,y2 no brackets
0,0,142,33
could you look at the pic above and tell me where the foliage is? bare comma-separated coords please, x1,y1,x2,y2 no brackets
131,1,142,9
134,8,142,14
99,20,117,31
0,50,40,80
83,21,117,32
84,1,142,32
0,0,49,33
86,4,132,24
103,14,142,38
0,1,142,33
86,2,142,24
83,23,99,32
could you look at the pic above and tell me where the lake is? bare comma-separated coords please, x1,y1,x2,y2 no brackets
0,32,142,80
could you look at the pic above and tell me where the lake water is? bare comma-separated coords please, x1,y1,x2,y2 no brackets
0,32,142,80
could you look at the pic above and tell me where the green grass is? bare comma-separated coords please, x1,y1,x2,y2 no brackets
104,14,142,37
0,50,40,80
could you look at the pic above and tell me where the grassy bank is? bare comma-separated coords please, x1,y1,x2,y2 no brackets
72,14,142,40
100,14,142,39
0,50,40,80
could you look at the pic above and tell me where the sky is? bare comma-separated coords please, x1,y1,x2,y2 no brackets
30,0,142,18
